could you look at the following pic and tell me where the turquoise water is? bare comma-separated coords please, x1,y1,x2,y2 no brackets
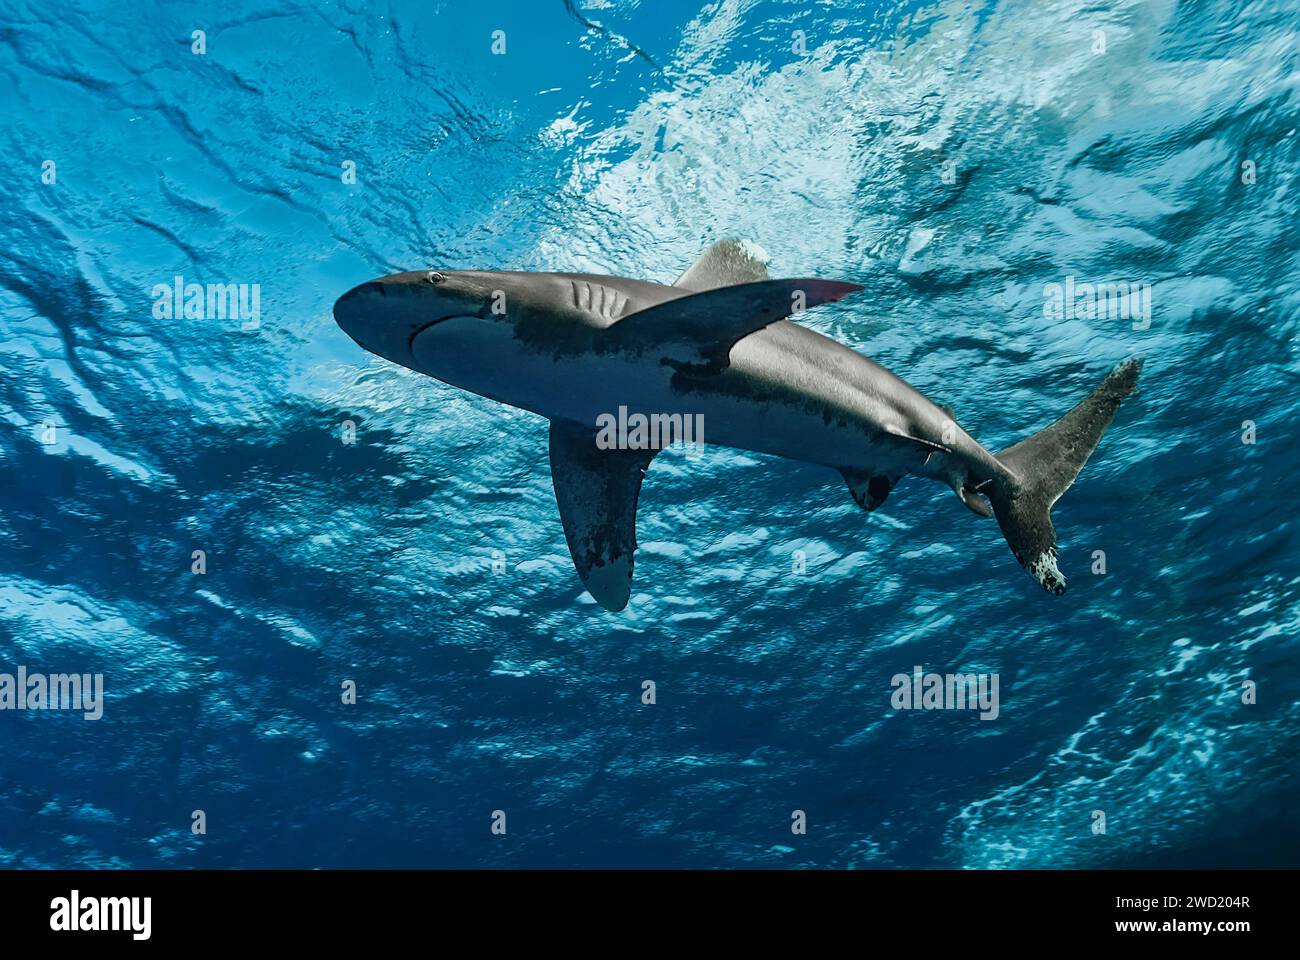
1,0,1297,867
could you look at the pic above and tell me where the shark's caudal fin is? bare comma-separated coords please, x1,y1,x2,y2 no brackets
988,357,1143,595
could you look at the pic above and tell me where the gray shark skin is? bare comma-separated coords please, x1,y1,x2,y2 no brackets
334,240,1142,611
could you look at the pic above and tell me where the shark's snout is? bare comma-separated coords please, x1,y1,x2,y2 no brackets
333,279,426,365
333,281,384,349
334,271,482,371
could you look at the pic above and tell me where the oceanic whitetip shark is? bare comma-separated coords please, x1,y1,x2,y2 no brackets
334,240,1141,611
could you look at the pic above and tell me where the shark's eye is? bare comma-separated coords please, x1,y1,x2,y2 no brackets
426,271,446,284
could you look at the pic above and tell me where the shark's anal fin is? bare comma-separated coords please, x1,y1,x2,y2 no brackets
674,239,771,291
548,419,656,612
608,278,862,372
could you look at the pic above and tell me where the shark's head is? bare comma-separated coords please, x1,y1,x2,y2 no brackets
333,269,497,370
334,268,655,414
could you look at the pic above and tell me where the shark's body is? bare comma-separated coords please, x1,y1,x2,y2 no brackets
335,240,1141,610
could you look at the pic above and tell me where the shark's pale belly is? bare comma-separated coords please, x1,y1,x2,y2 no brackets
417,314,946,475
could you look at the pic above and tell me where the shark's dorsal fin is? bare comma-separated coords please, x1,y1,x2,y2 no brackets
674,239,771,291
608,278,862,371
548,419,656,612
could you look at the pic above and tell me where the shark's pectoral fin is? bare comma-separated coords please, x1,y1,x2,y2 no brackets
674,239,771,291
609,278,862,371
883,425,952,462
841,467,899,512
548,419,656,612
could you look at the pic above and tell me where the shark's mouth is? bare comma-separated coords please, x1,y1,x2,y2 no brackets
407,313,478,353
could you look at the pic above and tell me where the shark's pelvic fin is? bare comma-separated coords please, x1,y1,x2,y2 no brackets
609,278,862,371
674,238,771,291
548,419,656,612
840,467,898,512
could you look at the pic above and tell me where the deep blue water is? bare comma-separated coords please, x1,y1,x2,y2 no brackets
1,0,1298,868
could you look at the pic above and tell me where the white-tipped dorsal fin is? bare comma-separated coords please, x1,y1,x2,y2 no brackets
674,239,771,291
548,419,656,612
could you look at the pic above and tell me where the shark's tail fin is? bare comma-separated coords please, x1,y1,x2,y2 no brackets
987,357,1143,594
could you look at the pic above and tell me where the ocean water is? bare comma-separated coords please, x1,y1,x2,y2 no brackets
1,0,1298,869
